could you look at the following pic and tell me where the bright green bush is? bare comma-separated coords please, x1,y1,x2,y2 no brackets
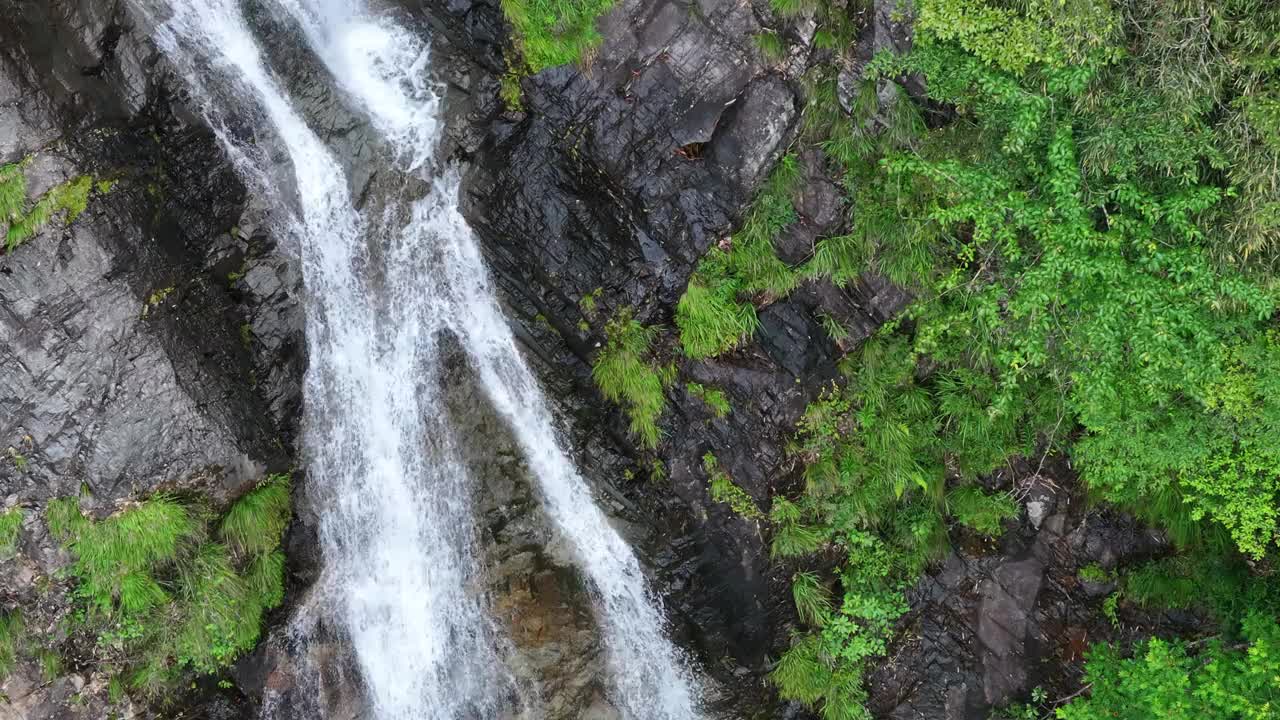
47,477,291,698
500,0,614,74
0,507,22,558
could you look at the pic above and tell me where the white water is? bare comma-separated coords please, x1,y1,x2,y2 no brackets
136,1,702,718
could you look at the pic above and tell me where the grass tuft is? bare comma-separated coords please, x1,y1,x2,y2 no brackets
703,452,764,519
592,310,667,448
46,478,291,700
0,507,23,558
754,32,786,61
500,0,614,74
220,474,292,558
0,611,23,681
5,175,96,253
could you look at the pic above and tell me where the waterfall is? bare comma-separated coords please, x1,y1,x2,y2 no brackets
134,1,703,719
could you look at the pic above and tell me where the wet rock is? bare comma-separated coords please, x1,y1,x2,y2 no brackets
978,557,1045,705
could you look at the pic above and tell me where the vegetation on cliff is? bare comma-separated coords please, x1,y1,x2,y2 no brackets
1,158,113,254
665,0,1280,717
41,475,291,701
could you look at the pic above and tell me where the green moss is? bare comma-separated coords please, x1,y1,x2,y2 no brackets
591,309,667,448
1077,563,1113,584
499,70,525,111
500,0,614,74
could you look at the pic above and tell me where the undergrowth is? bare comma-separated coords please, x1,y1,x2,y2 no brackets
46,474,291,699
722,0,1280,715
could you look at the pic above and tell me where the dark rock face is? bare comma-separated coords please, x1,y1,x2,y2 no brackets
0,2,296,717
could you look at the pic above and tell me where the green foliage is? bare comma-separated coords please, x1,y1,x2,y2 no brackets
703,452,763,520
38,649,63,681
0,611,22,681
499,0,614,74
686,382,731,418
5,174,98,253
761,0,1280,713
46,479,291,699
1122,551,1280,626
592,309,667,448
846,1,1280,559
1056,614,1280,720
945,486,1018,536
676,155,802,358
220,475,291,557
754,32,786,61
0,507,22,558
1077,563,1112,584
674,271,759,359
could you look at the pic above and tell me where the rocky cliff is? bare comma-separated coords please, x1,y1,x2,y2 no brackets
0,2,1166,719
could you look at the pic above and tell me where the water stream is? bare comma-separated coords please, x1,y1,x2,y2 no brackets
134,1,702,718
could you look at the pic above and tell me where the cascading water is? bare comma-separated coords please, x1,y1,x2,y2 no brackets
135,1,703,718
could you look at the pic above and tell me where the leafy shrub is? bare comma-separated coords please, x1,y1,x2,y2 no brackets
1056,614,1280,720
